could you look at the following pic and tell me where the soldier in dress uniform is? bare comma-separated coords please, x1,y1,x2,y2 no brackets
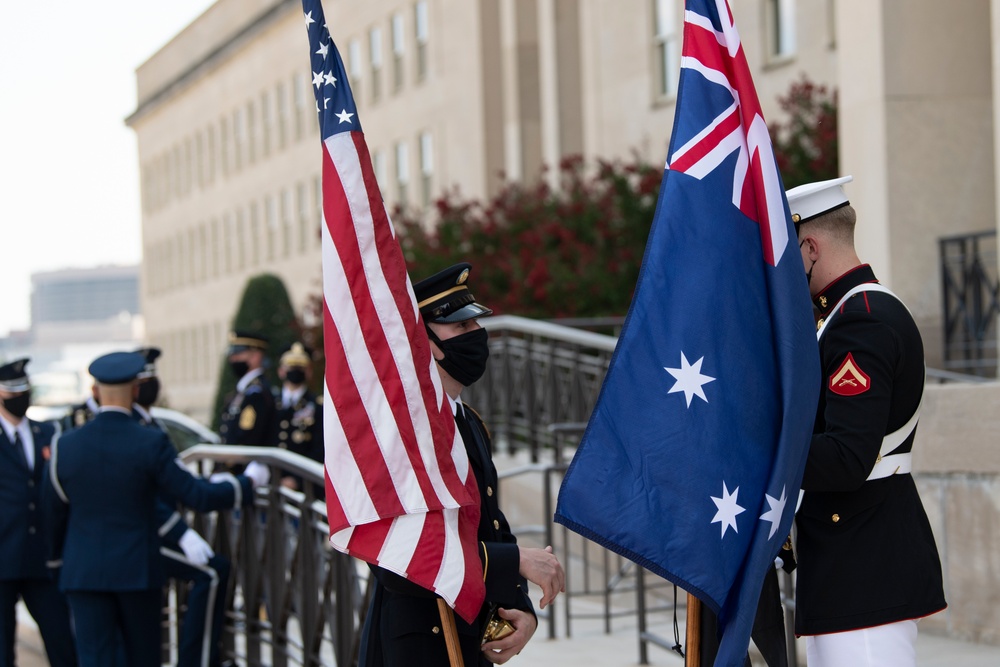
0,359,78,667
42,351,270,667
358,263,565,667
133,347,232,667
219,331,275,447
790,177,946,667
273,343,324,497
62,386,100,432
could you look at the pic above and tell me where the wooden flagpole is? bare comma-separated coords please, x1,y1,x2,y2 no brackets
686,592,702,667
437,599,466,667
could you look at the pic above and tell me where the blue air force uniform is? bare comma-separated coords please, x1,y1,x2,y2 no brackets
220,331,275,447
0,359,77,667
43,352,255,667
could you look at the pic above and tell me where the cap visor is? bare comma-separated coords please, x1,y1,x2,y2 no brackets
435,302,494,323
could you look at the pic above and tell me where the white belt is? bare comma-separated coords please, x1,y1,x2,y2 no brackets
818,282,920,482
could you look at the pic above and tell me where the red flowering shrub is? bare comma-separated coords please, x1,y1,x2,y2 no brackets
768,75,839,189
395,155,661,318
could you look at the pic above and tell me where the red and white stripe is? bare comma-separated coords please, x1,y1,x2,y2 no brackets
320,129,485,623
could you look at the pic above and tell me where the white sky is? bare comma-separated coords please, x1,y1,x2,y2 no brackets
0,0,217,337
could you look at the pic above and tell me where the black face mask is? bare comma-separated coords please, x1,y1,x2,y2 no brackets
285,368,306,385
137,378,160,408
2,393,30,419
229,360,250,378
428,327,490,387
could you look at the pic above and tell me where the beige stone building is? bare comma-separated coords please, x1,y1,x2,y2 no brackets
128,0,998,420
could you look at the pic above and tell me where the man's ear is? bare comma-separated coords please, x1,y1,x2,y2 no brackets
91,384,101,405
801,234,820,261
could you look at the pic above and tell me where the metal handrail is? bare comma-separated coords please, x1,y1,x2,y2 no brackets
177,446,366,667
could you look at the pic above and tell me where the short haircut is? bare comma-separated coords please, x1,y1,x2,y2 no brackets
801,203,856,246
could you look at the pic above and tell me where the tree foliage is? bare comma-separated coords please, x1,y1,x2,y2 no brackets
769,75,839,189
211,273,299,431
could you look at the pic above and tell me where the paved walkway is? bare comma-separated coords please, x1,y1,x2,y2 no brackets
16,601,1000,666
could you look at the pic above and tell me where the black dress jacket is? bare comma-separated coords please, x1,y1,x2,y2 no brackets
359,403,534,667
795,265,946,635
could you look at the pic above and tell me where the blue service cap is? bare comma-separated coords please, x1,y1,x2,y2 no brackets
0,358,31,393
89,352,147,385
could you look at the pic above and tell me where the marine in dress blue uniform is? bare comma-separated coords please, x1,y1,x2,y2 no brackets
272,343,324,498
791,178,946,666
359,264,565,667
43,352,264,667
0,359,77,667
219,331,275,447
134,347,232,667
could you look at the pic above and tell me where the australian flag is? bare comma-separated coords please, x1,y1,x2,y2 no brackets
554,1,820,664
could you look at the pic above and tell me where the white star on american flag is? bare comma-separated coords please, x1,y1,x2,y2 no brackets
304,11,315,29
324,71,338,87
335,109,354,124
312,71,324,88
316,41,329,58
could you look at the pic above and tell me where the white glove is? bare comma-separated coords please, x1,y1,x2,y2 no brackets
178,529,214,566
243,461,270,488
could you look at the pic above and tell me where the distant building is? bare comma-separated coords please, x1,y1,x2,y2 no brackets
30,266,142,347
3,265,146,407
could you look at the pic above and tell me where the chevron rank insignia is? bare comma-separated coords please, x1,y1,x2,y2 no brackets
829,353,870,396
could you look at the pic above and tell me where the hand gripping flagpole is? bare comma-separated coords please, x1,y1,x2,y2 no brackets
437,599,466,667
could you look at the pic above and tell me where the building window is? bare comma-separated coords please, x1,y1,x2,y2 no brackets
294,72,308,141
297,182,309,253
246,100,257,164
249,202,261,266
767,0,796,60
348,39,363,103
313,174,323,245
210,218,220,277
372,148,386,199
266,195,278,261
275,81,288,150
391,13,405,93
395,141,409,206
183,138,193,195
369,27,383,104
281,189,292,258
233,108,245,170
419,131,433,207
206,124,217,184
653,0,680,100
235,209,247,270
172,145,182,200
260,91,272,158
415,1,428,82
195,132,205,188
223,212,234,273
219,116,230,176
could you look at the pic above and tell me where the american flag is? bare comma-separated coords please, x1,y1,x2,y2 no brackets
555,0,819,664
300,0,485,623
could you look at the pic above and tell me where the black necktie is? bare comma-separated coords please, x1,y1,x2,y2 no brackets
455,405,490,469
11,431,29,470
